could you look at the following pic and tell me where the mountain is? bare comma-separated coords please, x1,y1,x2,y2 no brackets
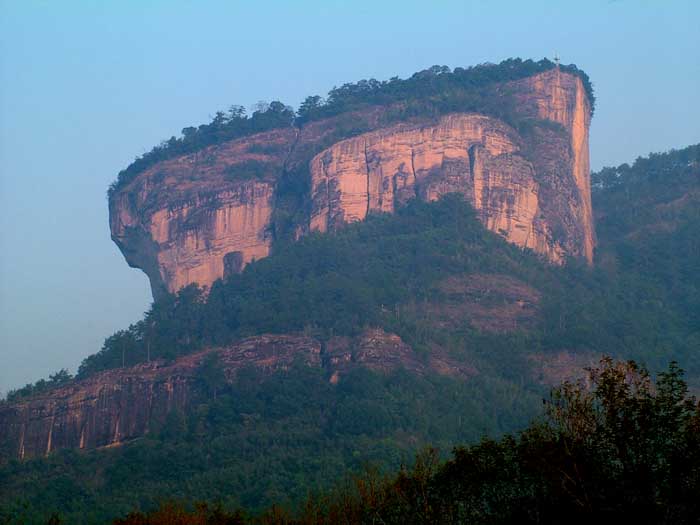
109,60,595,300
1,330,476,460
2,142,698,521
1,57,698,523
5,55,600,461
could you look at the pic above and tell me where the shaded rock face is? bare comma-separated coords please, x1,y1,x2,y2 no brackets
419,273,542,333
109,70,594,298
0,330,469,460
324,328,475,385
510,69,595,262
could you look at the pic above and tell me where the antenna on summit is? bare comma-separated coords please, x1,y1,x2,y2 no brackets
554,52,560,67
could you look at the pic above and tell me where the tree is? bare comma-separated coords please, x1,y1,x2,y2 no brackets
197,352,227,400
515,357,700,522
297,95,324,121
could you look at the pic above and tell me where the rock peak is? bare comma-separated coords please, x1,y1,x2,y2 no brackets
109,69,595,298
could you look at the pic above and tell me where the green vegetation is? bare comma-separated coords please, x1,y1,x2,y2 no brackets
1,145,697,523
591,144,700,376
296,58,594,124
224,160,274,182
108,102,295,198
0,364,540,523
5,359,697,524
4,370,72,403
108,58,594,198
151,359,697,524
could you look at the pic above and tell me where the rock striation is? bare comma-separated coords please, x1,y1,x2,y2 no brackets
308,114,562,260
0,330,470,460
110,129,296,299
511,69,595,262
109,69,595,298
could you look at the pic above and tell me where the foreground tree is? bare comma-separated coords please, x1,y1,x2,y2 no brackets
111,358,700,524
272,358,700,524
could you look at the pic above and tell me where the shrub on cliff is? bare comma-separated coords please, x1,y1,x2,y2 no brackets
108,58,594,198
108,101,294,198
3,369,73,403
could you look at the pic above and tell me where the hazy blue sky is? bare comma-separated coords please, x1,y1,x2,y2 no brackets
0,1,698,392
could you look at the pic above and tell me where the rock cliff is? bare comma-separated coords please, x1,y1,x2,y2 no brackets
0,330,471,460
308,113,563,260
110,129,296,299
109,69,595,298
511,68,595,262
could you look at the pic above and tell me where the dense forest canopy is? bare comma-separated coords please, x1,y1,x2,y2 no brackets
3,359,699,523
108,58,594,198
592,144,700,368
6,143,699,402
111,359,699,525
2,136,698,521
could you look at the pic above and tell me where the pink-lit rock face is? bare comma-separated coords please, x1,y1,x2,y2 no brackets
109,129,296,299
511,69,595,263
109,70,595,298
113,182,274,297
309,113,566,262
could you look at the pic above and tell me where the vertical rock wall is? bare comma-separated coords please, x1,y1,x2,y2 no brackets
308,114,567,262
511,69,595,262
109,70,595,297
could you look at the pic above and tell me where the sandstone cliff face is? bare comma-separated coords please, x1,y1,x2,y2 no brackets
0,335,321,460
510,69,595,262
109,70,595,296
308,114,565,262
0,330,469,460
110,129,297,299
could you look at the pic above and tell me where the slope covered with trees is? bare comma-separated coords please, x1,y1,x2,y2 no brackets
592,144,700,352
5,359,699,524
1,145,698,523
114,359,700,525
591,144,700,377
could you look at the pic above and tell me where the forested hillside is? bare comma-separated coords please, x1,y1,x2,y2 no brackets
115,359,700,524
1,144,698,523
592,145,700,359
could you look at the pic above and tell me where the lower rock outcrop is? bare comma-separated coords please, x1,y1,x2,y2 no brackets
0,330,471,460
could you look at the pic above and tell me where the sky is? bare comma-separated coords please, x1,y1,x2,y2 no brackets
0,0,698,393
